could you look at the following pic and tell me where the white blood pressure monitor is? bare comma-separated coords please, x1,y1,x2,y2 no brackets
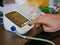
3,11,34,34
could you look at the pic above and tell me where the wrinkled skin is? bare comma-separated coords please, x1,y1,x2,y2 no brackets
30,14,60,32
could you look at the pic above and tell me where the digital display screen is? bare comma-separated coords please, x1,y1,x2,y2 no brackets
5,11,29,27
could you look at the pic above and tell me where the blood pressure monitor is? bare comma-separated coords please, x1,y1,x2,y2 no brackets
3,11,34,34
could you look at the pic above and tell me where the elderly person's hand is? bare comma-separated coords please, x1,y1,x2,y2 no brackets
31,14,60,32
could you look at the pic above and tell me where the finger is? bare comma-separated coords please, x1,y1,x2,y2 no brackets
30,16,43,24
30,15,52,25
30,20,39,24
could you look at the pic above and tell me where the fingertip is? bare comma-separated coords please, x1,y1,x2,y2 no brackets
29,18,39,25
29,21,33,24
31,21,36,24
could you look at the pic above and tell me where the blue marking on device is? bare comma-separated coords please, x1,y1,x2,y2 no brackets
0,18,3,25
28,24,32,26
11,26,16,31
